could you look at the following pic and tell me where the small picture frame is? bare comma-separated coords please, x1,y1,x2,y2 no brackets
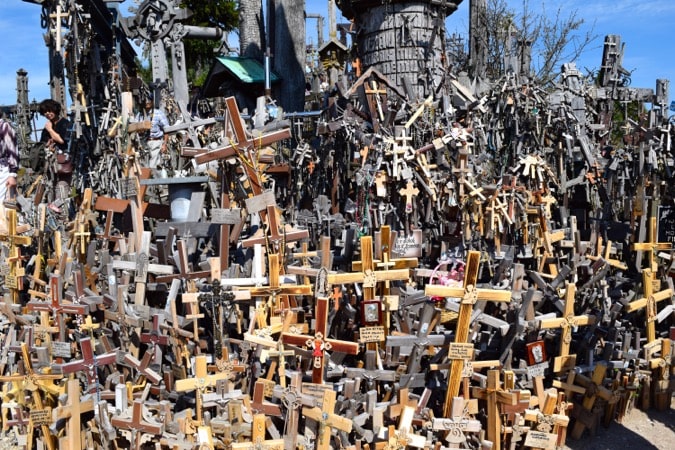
361,300,382,326
526,341,547,366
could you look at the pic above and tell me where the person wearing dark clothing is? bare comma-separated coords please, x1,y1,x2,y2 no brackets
39,99,72,205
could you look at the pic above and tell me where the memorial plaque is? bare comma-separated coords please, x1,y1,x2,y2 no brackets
392,229,423,257
526,362,549,378
448,343,475,360
30,408,52,426
211,208,242,224
52,341,72,358
657,205,675,244
524,430,557,449
120,177,137,199
359,326,386,343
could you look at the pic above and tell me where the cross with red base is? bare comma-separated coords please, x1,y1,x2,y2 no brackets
55,336,117,393
111,399,164,450
282,296,360,383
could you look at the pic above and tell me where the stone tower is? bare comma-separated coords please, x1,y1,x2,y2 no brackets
337,0,464,99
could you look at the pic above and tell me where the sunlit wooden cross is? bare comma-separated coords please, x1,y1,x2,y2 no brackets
0,209,31,303
175,354,233,424
425,250,512,417
625,268,673,343
631,203,671,272
537,282,596,373
111,399,164,450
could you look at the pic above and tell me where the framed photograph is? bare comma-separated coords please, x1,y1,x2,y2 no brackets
361,300,382,326
526,341,547,366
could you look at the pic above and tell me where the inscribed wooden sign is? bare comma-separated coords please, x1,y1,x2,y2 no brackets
359,326,386,343
657,205,675,244
448,343,474,360
524,430,557,449
29,408,52,426
392,229,423,258
51,341,72,358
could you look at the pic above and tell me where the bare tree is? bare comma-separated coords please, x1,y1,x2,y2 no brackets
459,0,597,85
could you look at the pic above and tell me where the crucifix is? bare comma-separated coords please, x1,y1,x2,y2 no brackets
425,250,512,416
537,283,596,373
282,297,359,384
55,336,117,394
631,201,671,272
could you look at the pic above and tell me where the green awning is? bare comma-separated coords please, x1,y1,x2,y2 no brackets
214,56,280,84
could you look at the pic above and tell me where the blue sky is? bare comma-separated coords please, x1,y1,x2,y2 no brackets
2,0,674,113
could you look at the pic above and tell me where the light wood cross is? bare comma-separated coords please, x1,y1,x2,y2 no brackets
376,405,426,450
471,370,519,450
329,235,410,302
431,396,482,447
302,388,352,450
0,209,31,303
425,250,512,416
538,283,596,373
625,268,673,343
522,389,570,450
175,354,234,423
399,180,419,214
53,379,95,450
231,413,284,450
631,204,671,271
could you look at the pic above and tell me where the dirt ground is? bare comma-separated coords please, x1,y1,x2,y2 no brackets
564,397,675,450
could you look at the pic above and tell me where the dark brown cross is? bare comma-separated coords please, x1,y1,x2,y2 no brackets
123,348,163,385
56,336,117,393
111,399,164,450
282,296,359,384
27,274,88,341
250,379,282,417
140,313,170,348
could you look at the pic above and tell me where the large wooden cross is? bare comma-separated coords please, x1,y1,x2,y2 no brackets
53,379,95,450
329,234,410,301
424,250,512,416
538,283,596,373
111,399,164,450
282,296,359,383
56,336,117,393
631,202,671,271
471,370,519,450
625,268,673,343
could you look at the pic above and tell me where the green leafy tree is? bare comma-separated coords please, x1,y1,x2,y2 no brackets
180,0,239,86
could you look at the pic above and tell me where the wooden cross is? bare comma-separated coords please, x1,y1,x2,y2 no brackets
625,268,673,343
140,313,170,349
53,379,95,450
111,399,164,450
230,413,284,450
375,405,426,450
271,371,317,450
551,363,615,439
242,205,310,255
302,387,352,450
175,354,233,423
644,338,673,410
522,389,570,450
424,250,512,416
250,379,282,417
471,370,519,450
537,283,596,373
123,348,163,385
244,252,312,314
56,336,117,393
399,180,419,214
431,396,482,447
282,296,359,383
0,209,31,302
0,343,61,450
631,202,671,271
27,274,88,341
329,235,410,302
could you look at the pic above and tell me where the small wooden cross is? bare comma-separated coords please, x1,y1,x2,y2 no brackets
302,388,352,450
230,413,284,450
56,336,117,393
175,354,233,423
399,180,419,214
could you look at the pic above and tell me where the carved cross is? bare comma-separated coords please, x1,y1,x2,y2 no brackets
302,388,352,450
625,268,673,343
471,370,519,450
111,399,164,450
56,336,117,394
